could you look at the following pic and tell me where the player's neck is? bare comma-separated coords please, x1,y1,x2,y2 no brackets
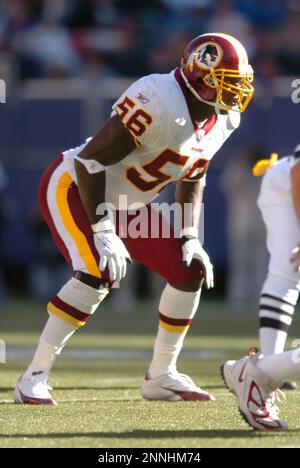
186,92,216,123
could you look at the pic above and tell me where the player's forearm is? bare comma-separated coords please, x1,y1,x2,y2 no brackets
75,161,107,225
291,162,300,224
175,180,204,231
74,115,137,227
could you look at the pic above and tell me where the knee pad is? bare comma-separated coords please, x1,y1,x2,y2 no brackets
159,283,201,320
48,276,109,327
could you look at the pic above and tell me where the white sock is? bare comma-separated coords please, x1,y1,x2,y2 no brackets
23,314,77,378
259,329,288,355
257,349,300,382
148,284,201,378
259,276,298,355
149,328,187,377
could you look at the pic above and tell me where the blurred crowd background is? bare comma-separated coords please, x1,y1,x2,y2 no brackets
0,0,299,312
1,0,300,80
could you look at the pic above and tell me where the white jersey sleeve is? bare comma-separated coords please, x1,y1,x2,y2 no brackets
258,156,299,207
112,74,177,148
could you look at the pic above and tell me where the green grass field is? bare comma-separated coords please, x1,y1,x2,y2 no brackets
1,298,300,448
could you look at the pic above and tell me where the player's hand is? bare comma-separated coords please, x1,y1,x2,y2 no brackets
181,238,214,289
94,231,132,282
290,244,300,272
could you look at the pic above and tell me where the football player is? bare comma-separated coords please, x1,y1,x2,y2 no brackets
255,146,300,390
14,33,254,404
221,145,300,430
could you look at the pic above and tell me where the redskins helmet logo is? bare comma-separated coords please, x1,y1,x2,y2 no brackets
194,42,223,70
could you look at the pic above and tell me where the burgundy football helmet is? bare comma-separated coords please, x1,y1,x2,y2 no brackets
180,33,254,113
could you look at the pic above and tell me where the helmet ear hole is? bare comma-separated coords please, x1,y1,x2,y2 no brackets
194,76,215,100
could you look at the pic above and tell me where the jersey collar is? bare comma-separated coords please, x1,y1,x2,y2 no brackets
174,67,217,135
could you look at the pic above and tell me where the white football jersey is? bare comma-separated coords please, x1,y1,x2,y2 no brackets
259,156,299,205
63,69,240,209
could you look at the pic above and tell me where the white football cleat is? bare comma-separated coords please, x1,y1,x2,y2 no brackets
141,371,216,401
13,372,57,405
220,351,287,431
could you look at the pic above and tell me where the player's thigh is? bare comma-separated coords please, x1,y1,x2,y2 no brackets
260,201,300,280
120,205,203,285
39,155,106,280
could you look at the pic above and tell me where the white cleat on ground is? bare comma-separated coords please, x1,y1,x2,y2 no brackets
13,372,57,405
141,371,216,401
220,351,287,431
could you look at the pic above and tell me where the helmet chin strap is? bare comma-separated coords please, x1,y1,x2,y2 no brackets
179,68,235,114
